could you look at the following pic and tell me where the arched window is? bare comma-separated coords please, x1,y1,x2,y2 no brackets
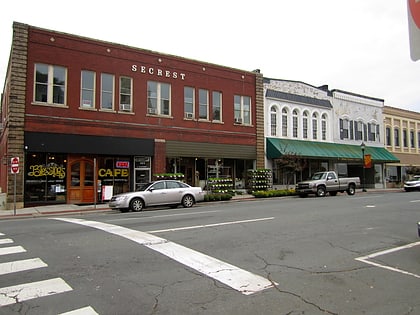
270,107,277,136
312,113,318,140
292,110,298,138
303,111,309,139
282,108,288,137
321,114,327,140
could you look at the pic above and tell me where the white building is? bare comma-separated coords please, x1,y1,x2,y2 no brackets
264,78,398,189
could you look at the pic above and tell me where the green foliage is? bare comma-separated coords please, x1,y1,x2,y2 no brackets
204,193,233,202
252,189,296,198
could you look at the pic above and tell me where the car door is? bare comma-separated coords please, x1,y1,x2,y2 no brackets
165,180,185,204
145,181,167,206
325,172,339,191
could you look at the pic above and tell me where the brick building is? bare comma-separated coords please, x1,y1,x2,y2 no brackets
0,22,264,209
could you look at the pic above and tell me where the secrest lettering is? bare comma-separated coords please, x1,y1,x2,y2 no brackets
131,64,186,80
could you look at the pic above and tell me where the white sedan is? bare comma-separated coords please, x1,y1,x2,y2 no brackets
403,175,420,192
109,180,205,212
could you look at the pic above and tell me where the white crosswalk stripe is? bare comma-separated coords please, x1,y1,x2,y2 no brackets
0,246,26,256
58,306,99,315
0,238,13,245
0,258,48,275
0,278,72,306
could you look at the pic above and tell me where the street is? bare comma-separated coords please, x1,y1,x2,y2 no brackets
0,191,419,315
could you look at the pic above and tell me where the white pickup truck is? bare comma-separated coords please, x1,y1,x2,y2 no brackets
296,171,360,197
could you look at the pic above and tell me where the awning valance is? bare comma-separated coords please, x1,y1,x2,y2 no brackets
267,138,399,163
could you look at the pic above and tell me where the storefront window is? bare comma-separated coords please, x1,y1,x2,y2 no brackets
97,157,131,196
25,153,67,205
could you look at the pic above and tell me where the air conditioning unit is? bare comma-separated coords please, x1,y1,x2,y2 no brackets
148,108,157,115
234,117,243,124
185,112,194,119
120,104,131,111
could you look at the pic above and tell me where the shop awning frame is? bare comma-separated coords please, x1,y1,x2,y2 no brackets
267,138,399,163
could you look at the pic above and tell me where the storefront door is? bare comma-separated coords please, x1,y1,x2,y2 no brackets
67,157,94,204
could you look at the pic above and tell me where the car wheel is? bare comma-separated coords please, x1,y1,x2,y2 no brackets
130,198,144,212
316,186,326,197
182,195,195,208
347,184,355,195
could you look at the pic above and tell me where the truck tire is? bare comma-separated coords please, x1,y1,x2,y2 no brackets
347,184,356,195
316,186,326,197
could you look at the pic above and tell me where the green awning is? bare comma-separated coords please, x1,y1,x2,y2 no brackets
267,138,399,162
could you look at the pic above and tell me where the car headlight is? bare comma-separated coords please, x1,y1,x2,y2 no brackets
115,195,128,201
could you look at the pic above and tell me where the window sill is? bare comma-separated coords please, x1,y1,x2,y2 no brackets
32,102,68,108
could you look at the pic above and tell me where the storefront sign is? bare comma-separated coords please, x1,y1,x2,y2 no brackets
28,164,66,179
364,154,372,169
131,64,186,80
98,168,129,177
116,161,129,168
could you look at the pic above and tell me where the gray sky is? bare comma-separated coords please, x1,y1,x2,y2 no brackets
1,0,420,112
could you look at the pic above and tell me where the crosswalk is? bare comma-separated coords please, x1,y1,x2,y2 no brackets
0,231,98,314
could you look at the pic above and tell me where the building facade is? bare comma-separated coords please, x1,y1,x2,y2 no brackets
264,79,398,188
0,22,264,209
383,106,420,186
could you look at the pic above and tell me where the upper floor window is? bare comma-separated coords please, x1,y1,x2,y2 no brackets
34,63,66,105
394,128,400,146
184,87,194,119
212,91,222,121
199,89,209,120
302,111,308,139
368,123,377,141
270,107,277,136
81,70,95,108
410,130,415,148
281,108,288,137
355,121,363,141
101,73,114,110
147,81,170,115
234,95,251,124
292,110,298,138
339,118,349,139
386,127,391,146
321,114,327,140
403,129,408,147
312,113,318,140
119,76,132,112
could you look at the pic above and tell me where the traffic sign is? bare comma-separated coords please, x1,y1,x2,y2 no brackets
11,157,19,174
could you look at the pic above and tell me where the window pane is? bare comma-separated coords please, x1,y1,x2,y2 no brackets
53,66,66,85
35,84,48,102
101,74,114,109
81,70,95,107
184,87,194,113
35,64,48,83
212,91,221,121
147,81,157,111
160,83,170,115
234,95,241,118
199,89,208,119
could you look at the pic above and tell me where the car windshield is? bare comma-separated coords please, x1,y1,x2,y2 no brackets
311,173,326,180
136,182,153,191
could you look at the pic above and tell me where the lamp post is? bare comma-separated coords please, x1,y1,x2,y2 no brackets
361,142,367,192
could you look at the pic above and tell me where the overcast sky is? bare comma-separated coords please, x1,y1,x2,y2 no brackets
1,0,420,112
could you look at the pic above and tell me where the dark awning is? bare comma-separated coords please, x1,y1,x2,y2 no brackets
267,138,399,163
25,132,154,156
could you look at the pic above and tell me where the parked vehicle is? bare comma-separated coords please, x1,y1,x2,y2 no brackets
418,221,420,237
403,175,420,191
109,180,205,212
296,171,360,197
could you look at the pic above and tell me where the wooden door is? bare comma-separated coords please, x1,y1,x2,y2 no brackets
67,157,94,204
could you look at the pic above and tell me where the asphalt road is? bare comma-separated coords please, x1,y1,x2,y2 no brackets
0,191,419,315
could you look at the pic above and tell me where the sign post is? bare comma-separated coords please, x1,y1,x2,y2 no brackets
10,157,19,215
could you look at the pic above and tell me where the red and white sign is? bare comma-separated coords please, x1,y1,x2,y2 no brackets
11,157,19,174
116,161,129,168
408,0,420,61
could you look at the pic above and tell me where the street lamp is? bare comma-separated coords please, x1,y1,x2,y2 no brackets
361,142,367,192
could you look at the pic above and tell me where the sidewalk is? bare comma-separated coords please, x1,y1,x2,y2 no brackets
0,188,403,220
